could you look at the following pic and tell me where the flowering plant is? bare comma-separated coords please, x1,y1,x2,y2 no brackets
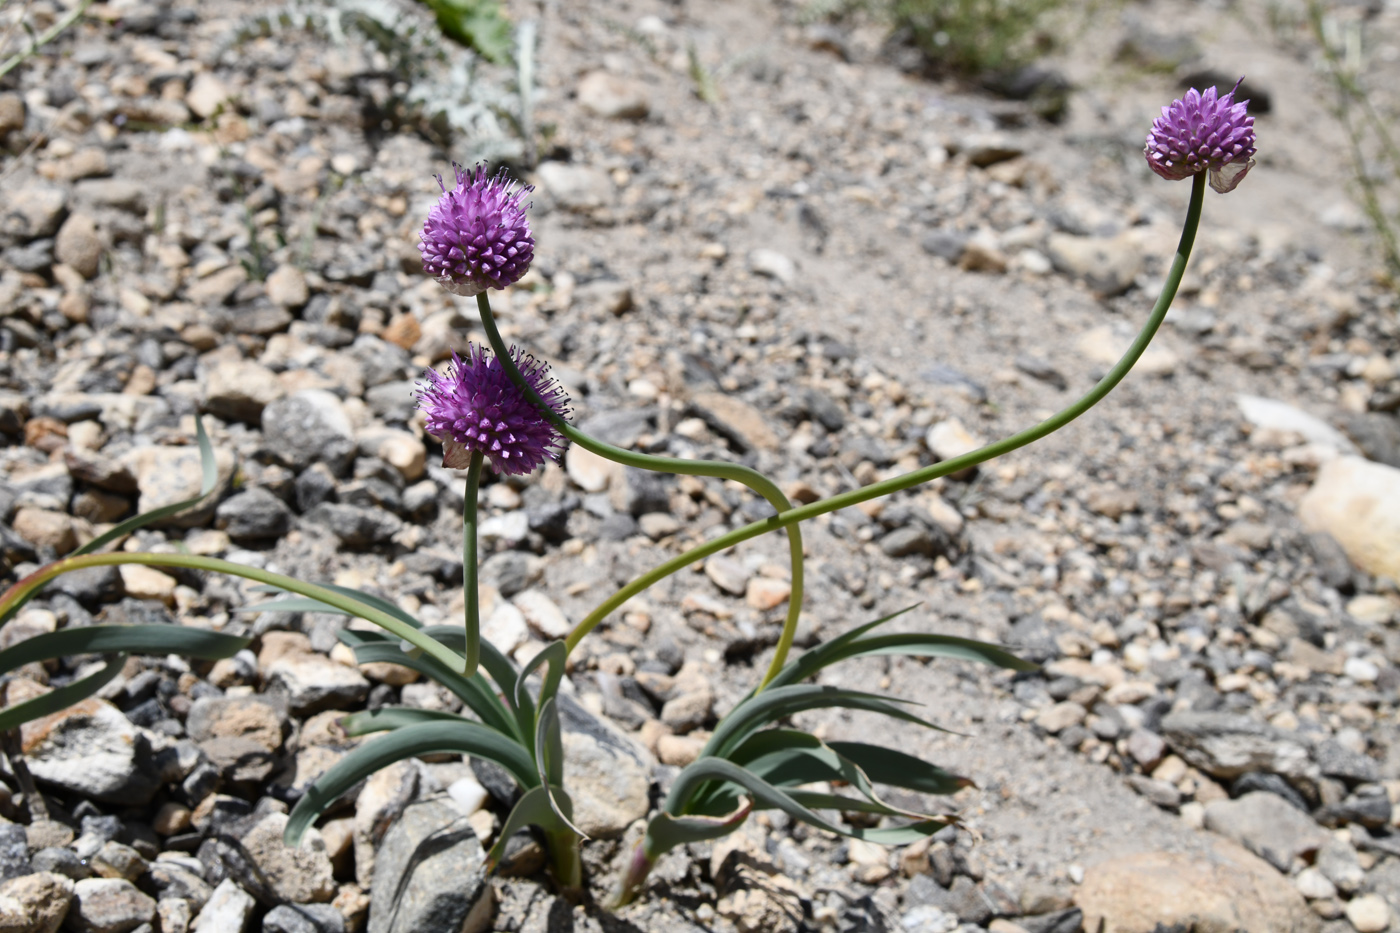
0,81,1254,910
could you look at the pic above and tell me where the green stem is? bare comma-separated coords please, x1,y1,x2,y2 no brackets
0,552,464,671
0,0,93,79
564,171,1207,652
473,292,804,688
544,827,583,897
462,450,484,677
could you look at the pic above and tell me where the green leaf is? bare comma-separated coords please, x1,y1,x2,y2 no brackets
703,685,943,761
73,415,219,557
664,757,948,846
0,654,125,732
341,706,466,736
827,741,972,796
761,606,1034,693
245,582,424,630
285,720,538,847
485,784,579,870
417,0,514,63
0,624,249,676
641,798,753,861
533,697,585,839
341,633,517,741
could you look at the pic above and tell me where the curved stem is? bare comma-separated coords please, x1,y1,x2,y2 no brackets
473,293,805,687
462,450,485,677
0,552,464,671
565,172,1207,652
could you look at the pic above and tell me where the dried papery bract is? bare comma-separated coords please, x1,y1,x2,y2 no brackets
1145,79,1257,193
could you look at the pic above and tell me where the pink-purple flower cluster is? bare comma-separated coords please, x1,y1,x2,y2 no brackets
1145,80,1257,193
419,164,535,296
416,345,570,476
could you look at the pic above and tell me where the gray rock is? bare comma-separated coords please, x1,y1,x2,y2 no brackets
264,650,370,715
74,179,147,213
203,359,285,424
0,91,22,135
536,162,612,211
302,503,402,548
921,229,967,262
22,698,161,805
0,870,75,933
576,70,649,119
216,487,293,541
1046,233,1142,297
148,861,213,911
54,212,103,278
262,390,356,473
367,797,490,933
67,878,155,933
263,904,346,933
42,564,121,604
1,183,67,241
0,820,29,881
557,693,655,838
1161,710,1314,780
1126,774,1182,810
576,409,653,449
239,812,335,904
192,879,256,933
1317,788,1392,829
365,381,418,424
1203,791,1329,870
1339,412,1400,468
748,248,797,285
480,551,533,597
1319,838,1366,894
1015,355,1068,390
614,467,671,517
1313,739,1380,783
879,526,938,558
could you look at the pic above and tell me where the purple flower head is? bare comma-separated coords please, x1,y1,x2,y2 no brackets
419,163,535,296
416,344,570,476
1145,79,1257,193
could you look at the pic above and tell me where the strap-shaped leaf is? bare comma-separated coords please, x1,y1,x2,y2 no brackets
74,416,219,557
641,797,753,861
515,640,566,714
285,720,539,847
0,624,249,675
0,654,125,731
783,791,952,823
702,684,943,761
485,784,579,871
664,757,948,846
243,582,424,630
422,626,523,718
763,611,1035,693
533,696,586,839
827,741,972,796
341,706,467,736
343,635,517,741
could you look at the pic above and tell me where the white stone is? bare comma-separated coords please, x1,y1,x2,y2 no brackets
1299,456,1400,581
1237,395,1357,453
512,589,571,640
1345,894,1392,933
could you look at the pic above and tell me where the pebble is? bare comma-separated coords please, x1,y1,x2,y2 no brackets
705,556,750,596
749,248,797,285
67,878,156,933
1300,456,1400,581
191,879,256,933
512,589,571,640
535,161,613,211
1045,232,1143,296
1345,894,1392,933
576,70,649,119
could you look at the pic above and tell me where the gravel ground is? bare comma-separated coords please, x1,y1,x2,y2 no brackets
3,0,1400,931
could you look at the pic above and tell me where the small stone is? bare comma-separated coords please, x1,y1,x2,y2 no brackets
89,842,145,882
240,812,335,904
925,419,981,472
1046,233,1143,297
11,507,77,554
67,878,155,933
576,70,649,119
639,512,681,539
265,264,310,308
1345,894,1391,933
153,803,191,836
748,249,797,285
185,73,229,119
1086,485,1139,519
0,871,74,933
190,879,255,933
2,184,67,240
215,487,293,541
1299,456,1400,581
264,651,370,715
512,589,571,640
20,698,160,805
565,445,621,492
203,359,284,424
52,213,102,278
117,564,177,604
186,265,248,306
366,798,489,933
535,162,612,211
705,557,749,597
1293,868,1336,900
1078,324,1178,376
688,392,780,452
746,577,791,611
560,697,654,838
1203,791,1330,871
0,93,24,135
1036,701,1086,734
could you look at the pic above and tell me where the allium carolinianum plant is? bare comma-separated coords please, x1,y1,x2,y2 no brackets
0,81,1253,912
